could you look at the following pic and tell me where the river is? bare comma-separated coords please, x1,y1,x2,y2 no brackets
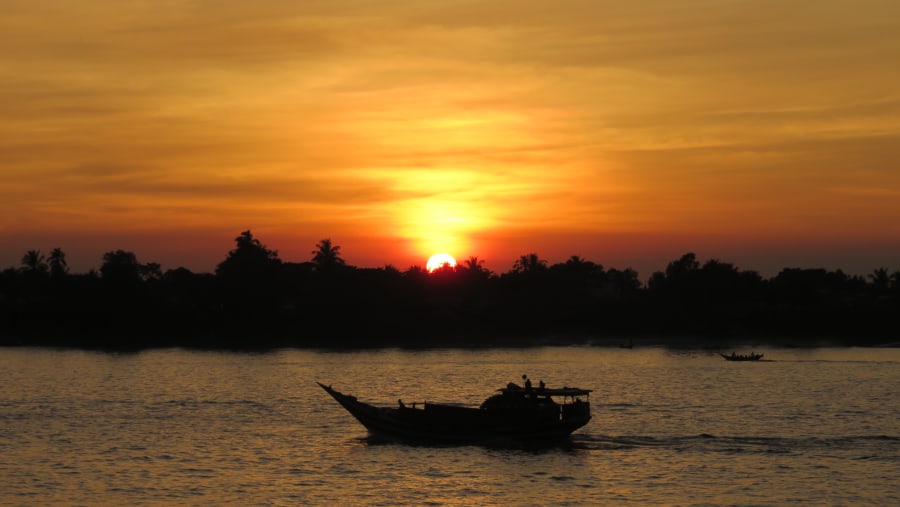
1,345,898,505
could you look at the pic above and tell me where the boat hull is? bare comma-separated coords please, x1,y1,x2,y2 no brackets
318,383,591,444
720,353,764,361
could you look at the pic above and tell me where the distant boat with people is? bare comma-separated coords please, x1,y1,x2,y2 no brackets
318,376,593,444
720,351,764,361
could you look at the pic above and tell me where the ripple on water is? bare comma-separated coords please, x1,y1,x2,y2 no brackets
0,346,897,505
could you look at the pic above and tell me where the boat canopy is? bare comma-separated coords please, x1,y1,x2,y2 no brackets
499,386,592,397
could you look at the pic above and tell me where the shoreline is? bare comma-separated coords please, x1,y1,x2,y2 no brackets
2,332,898,352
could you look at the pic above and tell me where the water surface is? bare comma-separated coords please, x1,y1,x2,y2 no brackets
1,346,898,505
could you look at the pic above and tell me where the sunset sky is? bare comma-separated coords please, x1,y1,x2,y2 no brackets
2,0,899,278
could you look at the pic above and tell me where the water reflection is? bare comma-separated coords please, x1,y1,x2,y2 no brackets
0,346,897,505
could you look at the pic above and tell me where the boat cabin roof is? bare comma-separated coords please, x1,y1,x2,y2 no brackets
499,386,592,397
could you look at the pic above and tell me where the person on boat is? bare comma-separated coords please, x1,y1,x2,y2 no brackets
398,399,405,408
522,374,532,391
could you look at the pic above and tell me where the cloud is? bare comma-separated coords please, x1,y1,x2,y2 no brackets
2,0,899,274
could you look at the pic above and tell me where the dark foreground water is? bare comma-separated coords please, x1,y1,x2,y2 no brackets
1,346,898,506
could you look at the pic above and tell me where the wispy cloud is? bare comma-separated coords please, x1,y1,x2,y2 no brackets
2,0,899,273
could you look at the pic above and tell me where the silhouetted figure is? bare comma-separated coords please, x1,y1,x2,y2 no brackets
398,399,405,408
539,380,546,390
522,374,532,391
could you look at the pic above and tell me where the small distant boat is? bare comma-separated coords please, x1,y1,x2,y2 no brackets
720,352,764,361
318,379,593,444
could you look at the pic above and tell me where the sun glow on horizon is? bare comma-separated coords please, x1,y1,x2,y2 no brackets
426,253,457,272
394,197,488,261
2,2,899,278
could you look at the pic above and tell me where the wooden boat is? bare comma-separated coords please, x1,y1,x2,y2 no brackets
318,380,592,444
720,352,764,361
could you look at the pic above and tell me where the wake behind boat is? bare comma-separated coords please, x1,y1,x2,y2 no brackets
318,377,592,444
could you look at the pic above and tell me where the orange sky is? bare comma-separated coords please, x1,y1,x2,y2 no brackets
2,0,899,278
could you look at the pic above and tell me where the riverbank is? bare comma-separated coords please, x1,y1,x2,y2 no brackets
2,330,897,352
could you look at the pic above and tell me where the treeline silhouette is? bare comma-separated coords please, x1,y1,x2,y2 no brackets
2,231,898,349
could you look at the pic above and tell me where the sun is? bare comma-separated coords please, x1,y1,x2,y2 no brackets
426,253,457,273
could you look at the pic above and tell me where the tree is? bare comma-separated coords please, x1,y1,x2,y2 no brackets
606,267,642,294
649,252,701,294
139,262,163,281
18,250,49,301
666,252,700,280
216,230,282,280
381,264,401,276
461,256,492,279
512,253,547,274
869,268,891,291
463,256,485,271
553,255,602,277
48,247,68,279
100,250,141,285
403,265,430,286
311,238,345,272
215,231,284,325
565,255,589,268
21,250,48,274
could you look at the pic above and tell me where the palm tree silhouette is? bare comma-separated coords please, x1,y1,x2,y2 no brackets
512,253,547,274
869,268,891,291
21,250,48,273
48,247,68,279
312,238,345,272
462,256,483,271
566,255,586,266
460,256,492,280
